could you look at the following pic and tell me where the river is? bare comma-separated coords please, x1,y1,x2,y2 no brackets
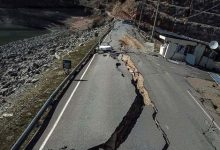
0,24,48,46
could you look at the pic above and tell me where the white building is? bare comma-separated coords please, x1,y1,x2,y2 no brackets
159,35,217,70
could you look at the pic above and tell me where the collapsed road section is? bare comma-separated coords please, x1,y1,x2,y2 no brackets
121,54,170,150
121,55,152,106
89,83,144,150
89,54,170,150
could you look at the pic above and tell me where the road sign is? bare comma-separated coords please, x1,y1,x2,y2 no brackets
63,60,71,69
63,59,71,74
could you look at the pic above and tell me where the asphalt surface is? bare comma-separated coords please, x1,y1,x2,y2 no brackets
34,54,134,149
33,21,220,150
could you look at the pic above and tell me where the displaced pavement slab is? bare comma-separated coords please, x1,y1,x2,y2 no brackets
33,20,220,150
109,20,220,149
128,53,218,150
119,107,165,150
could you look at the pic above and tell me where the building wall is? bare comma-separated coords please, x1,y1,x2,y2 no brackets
193,44,206,65
164,43,177,58
199,56,215,70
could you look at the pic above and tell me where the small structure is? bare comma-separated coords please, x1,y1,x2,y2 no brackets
159,35,218,70
63,59,72,74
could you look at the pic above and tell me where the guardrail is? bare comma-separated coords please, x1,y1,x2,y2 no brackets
209,72,220,86
11,27,112,150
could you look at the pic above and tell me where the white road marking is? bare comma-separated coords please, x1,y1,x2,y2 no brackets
187,90,220,131
39,54,96,150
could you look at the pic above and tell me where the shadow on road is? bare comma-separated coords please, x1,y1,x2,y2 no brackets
88,80,144,150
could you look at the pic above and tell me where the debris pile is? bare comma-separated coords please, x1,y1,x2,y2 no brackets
119,35,145,50
122,54,152,106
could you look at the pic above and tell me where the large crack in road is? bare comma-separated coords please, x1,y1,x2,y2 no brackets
121,54,170,150
89,82,144,150
89,22,170,149
89,53,170,150
152,106,170,150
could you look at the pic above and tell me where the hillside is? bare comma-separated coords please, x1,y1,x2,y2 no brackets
111,0,220,42
0,0,220,42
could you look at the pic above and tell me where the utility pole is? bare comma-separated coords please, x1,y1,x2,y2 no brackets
189,0,194,16
150,0,160,40
184,0,193,35
138,0,145,30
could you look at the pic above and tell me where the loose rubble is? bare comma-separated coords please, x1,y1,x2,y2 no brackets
0,113,13,118
0,26,105,109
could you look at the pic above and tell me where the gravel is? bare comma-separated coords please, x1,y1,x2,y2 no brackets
0,26,104,112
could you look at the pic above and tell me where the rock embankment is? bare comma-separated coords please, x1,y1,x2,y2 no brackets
0,26,104,107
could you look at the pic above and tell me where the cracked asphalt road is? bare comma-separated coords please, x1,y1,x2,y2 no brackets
33,21,220,150
33,53,164,149
109,21,220,149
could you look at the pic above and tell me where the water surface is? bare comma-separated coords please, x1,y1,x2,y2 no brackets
0,24,48,46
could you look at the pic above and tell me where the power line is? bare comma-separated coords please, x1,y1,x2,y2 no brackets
145,0,220,20
185,1,220,19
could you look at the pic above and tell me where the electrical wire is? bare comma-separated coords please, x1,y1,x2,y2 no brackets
145,0,220,21
183,0,220,19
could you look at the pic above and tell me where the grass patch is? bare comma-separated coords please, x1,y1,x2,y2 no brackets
0,38,98,149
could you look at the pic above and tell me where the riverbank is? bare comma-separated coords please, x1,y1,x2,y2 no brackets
0,10,112,147
0,8,108,104
0,23,108,110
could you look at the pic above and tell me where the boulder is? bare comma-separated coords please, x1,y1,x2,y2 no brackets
0,87,14,96
33,62,40,69
7,53,17,59
30,78,39,83
8,70,18,77
0,96,6,104
1,113,13,118
0,88,8,96
2,81,12,89
49,49,56,55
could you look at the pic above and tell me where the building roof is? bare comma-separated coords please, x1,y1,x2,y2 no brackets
156,28,209,46
159,35,198,46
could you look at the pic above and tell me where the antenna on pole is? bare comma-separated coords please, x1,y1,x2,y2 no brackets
209,41,219,50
